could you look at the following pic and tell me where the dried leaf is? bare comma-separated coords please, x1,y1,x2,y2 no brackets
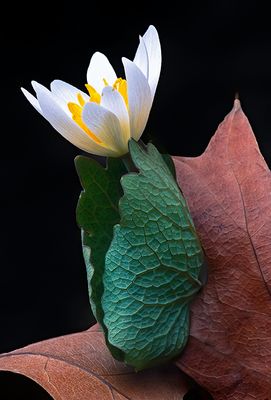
0,325,189,399
174,100,271,399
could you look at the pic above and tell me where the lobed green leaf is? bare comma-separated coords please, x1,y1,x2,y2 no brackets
102,141,204,370
75,156,126,346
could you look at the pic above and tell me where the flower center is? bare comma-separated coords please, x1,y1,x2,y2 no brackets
68,78,128,144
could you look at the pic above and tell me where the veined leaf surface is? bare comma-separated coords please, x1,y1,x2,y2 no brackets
102,141,204,370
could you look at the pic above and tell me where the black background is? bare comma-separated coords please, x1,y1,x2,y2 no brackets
1,2,271,398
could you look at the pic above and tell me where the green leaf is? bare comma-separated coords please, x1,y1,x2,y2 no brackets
102,140,204,370
75,156,126,340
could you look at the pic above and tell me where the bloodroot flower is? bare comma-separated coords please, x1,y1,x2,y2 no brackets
22,25,161,157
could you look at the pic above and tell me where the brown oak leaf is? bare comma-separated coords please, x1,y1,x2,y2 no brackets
174,99,271,400
0,324,189,399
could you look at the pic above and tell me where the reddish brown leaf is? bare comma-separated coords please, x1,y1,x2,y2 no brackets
0,324,189,399
174,99,271,400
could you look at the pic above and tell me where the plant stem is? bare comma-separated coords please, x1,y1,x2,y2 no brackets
121,152,137,172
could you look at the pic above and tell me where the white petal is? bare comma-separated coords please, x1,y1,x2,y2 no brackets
83,103,128,155
133,36,149,79
32,81,69,114
142,25,161,99
21,88,42,114
101,86,130,146
50,80,89,104
87,52,117,94
122,57,152,141
31,81,118,157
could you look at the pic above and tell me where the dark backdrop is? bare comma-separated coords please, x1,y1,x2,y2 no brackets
1,2,271,398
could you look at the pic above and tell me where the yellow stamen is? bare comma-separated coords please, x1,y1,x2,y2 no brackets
103,78,109,86
113,78,128,107
77,93,86,107
85,84,101,104
67,102,101,143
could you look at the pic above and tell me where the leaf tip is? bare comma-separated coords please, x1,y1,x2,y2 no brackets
233,97,242,111
74,155,82,169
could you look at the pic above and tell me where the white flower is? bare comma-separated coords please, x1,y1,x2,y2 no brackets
21,25,161,157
